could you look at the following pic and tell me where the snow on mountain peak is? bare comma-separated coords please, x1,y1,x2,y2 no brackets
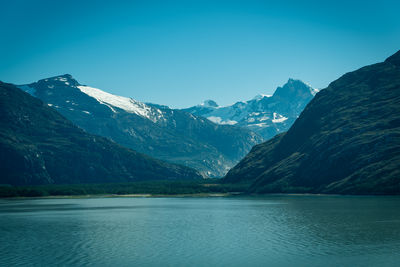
200,99,219,108
273,78,318,98
287,78,319,96
310,87,319,96
77,85,162,122
39,74,79,87
286,78,312,88
252,94,272,101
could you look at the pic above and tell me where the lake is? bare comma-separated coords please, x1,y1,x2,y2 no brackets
1,195,400,266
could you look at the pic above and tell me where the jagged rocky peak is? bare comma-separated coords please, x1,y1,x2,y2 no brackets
19,74,81,96
273,78,318,100
20,74,164,122
37,74,80,87
200,99,219,108
182,78,317,140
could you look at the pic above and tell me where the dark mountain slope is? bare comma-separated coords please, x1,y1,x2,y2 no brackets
0,82,201,185
224,50,400,194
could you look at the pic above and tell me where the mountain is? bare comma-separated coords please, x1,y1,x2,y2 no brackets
0,82,202,185
19,75,262,177
182,79,318,140
224,51,400,195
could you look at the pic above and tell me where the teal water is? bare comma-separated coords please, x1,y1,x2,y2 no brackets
1,196,400,266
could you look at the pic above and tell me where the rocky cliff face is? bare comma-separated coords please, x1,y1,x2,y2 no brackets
224,51,400,195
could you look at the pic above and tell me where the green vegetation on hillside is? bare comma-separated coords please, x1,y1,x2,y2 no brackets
0,82,202,185
224,50,400,195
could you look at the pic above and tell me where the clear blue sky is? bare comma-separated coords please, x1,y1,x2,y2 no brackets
1,0,399,108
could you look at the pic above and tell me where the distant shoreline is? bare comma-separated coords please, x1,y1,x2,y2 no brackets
2,192,241,200
0,181,250,199
2,181,399,199
2,192,400,200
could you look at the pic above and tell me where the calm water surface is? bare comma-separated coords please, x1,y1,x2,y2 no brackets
1,195,400,266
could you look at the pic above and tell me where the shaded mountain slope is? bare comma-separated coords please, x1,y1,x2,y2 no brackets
0,82,201,185
224,50,400,194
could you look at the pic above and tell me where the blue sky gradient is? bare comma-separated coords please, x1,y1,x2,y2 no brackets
1,0,399,108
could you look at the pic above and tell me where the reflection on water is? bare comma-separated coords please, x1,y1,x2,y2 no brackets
1,196,400,266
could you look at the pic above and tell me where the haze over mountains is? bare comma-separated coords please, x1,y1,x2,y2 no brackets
183,79,318,140
0,82,201,185
225,50,400,195
19,75,263,177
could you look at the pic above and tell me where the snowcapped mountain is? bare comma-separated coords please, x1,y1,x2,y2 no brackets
19,75,165,123
77,85,164,122
19,74,262,177
182,79,318,140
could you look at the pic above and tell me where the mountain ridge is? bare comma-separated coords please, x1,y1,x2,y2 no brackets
182,78,317,140
19,76,262,177
0,81,202,185
224,50,400,194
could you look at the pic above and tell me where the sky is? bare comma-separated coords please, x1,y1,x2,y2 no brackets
1,0,399,108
